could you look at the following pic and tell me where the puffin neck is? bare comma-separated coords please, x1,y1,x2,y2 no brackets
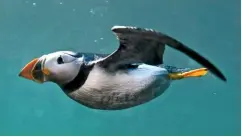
60,63,94,93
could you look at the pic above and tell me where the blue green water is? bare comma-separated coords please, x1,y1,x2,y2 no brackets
0,0,240,136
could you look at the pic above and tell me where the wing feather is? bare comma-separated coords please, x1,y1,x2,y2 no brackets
97,26,226,82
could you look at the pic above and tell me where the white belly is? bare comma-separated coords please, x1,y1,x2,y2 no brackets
68,64,171,110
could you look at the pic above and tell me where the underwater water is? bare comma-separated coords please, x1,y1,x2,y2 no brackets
0,0,240,136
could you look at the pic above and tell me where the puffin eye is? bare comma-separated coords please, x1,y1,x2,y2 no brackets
57,56,64,64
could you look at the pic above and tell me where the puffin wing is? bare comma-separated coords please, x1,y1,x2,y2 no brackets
97,26,226,81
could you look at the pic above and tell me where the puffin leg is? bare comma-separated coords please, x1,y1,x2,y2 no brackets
168,68,208,80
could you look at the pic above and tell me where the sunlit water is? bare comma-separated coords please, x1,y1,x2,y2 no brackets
0,0,240,135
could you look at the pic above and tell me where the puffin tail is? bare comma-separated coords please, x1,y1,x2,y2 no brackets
163,65,208,80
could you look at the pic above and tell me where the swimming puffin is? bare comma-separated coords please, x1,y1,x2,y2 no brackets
19,26,226,110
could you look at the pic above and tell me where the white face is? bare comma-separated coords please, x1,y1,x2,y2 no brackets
42,51,83,84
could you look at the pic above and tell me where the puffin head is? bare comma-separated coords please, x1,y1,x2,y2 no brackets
19,51,84,85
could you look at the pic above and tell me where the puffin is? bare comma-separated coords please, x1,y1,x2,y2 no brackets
19,26,226,110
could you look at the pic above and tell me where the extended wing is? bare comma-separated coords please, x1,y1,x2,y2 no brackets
97,26,226,81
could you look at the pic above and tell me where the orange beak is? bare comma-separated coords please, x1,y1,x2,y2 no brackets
19,57,51,83
19,58,39,80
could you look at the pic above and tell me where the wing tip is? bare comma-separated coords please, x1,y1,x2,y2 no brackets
209,69,227,82
219,74,227,82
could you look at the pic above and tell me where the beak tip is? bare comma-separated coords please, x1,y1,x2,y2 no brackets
18,72,23,77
